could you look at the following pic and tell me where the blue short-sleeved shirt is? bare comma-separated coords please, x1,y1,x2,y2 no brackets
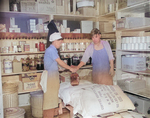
44,45,59,73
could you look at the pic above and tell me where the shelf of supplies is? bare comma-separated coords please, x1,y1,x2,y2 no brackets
117,25,150,32
2,70,43,76
18,88,42,94
0,11,50,18
118,1,150,13
60,50,85,53
123,88,150,99
53,14,95,21
0,51,45,56
118,49,150,52
100,11,116,17
121,69,150,76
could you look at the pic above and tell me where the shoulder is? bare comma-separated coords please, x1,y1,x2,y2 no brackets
101,40,109,44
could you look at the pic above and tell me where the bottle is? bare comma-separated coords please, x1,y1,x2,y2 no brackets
72,54,79,66
17,45,22,52
66,54,71,66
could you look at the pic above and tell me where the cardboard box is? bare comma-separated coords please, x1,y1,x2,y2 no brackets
117,78,146,91
118,0,149,10
13,61,22,73
81,21,93,33
118,0,127,10
121,55,146,72
78,7,95,16
21,73,42,90
20,1,37,13
116,17,150,30
56,0,65,14
37,0,56,14
2,75,21,83
0,0,9,12
99,22,113,32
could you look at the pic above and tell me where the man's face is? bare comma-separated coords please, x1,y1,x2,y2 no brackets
92,34,101,44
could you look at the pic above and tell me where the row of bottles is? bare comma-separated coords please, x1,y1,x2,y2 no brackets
3,55,44,74
60,54,92,66
0,40,46,53
60,38,92,51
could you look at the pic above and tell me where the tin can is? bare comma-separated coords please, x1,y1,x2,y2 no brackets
3,59,12,73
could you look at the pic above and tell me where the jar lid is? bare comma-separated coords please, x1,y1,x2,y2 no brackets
4,107,25,117
30,90,43,97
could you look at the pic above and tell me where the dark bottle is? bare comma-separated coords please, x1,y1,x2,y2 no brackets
66,55,71,66
72,54,80,66
37,56,43,70
86,57,92,65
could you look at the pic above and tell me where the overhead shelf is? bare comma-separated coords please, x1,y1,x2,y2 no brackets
99,11,116,18
54,14,96,21
121,69,150,76
0,51,45,56
2,70,44,76
118,49,150,52
118,1,150,13
117,25,150,32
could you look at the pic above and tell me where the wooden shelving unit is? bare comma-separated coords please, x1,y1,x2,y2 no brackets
0,51,45,56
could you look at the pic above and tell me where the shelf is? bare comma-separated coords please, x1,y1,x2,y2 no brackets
0,32,91,39
117,25,150,32
53,14,95,21
0,11,96,21
121,69,150,76
118,1,150,13
2,70,44,76
60,51,85,53
118,49,150,52
124,88,150,99
0,51,45,56
100,11,116,18
18,88,42,94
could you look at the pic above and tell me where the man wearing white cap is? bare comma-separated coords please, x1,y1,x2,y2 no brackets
43,32,76,118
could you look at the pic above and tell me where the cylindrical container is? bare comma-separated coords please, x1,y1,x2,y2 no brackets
131,43,135,50
141,37,146,43
137,37,141,43
132,37,136,43
3,59,12,73
4,107,25,118
139,43,144,50
3,83,18,108
30,91,43,118
134,43,139,50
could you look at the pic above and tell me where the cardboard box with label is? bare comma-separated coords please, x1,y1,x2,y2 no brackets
20,73,42,91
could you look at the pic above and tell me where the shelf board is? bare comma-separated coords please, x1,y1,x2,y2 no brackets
118,49,150,52
60,51,85,53
53,14,95,21
124,88,150,99
2,70,44,76
0,51,45,56
18,88,42,94
117,25,150,32
118,1,150,13
100,11,116,17
121,69,150,76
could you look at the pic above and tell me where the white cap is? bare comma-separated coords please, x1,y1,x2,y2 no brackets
49,32,63,42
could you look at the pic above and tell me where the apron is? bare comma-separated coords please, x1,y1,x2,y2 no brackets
92,47,113,85
43,71,60,110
